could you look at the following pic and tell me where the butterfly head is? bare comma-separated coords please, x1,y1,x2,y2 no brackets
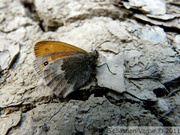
89,50,99,61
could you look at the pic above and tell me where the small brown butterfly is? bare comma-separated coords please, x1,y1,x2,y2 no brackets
34,41,98,98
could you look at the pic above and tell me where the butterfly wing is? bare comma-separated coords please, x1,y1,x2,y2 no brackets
34,52,95,98
34,41,97,98
34,41,88,76
33,51,80,77
34,41,86,57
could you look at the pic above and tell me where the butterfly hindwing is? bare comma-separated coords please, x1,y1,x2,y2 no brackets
34,51,95,98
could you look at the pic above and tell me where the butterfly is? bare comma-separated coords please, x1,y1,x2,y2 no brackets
33,41,98,98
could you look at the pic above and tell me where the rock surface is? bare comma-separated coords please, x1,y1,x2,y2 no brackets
0,0,180,134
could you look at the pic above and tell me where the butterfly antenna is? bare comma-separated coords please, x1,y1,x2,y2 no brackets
95,40,110,50
97,63,117,75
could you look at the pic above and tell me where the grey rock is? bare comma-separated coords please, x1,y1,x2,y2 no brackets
0,0,180,134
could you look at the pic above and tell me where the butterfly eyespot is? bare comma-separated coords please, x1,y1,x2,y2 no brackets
44,61,49,66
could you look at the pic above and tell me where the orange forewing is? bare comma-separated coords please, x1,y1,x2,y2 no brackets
43,52,80,62
34,41,87,57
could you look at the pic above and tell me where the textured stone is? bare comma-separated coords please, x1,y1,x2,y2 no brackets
0,111,21,135
0,0,180,134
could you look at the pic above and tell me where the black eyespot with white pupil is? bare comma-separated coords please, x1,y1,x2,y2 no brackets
44,61,49,66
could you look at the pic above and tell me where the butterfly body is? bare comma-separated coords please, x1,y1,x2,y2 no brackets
34,41,98,98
